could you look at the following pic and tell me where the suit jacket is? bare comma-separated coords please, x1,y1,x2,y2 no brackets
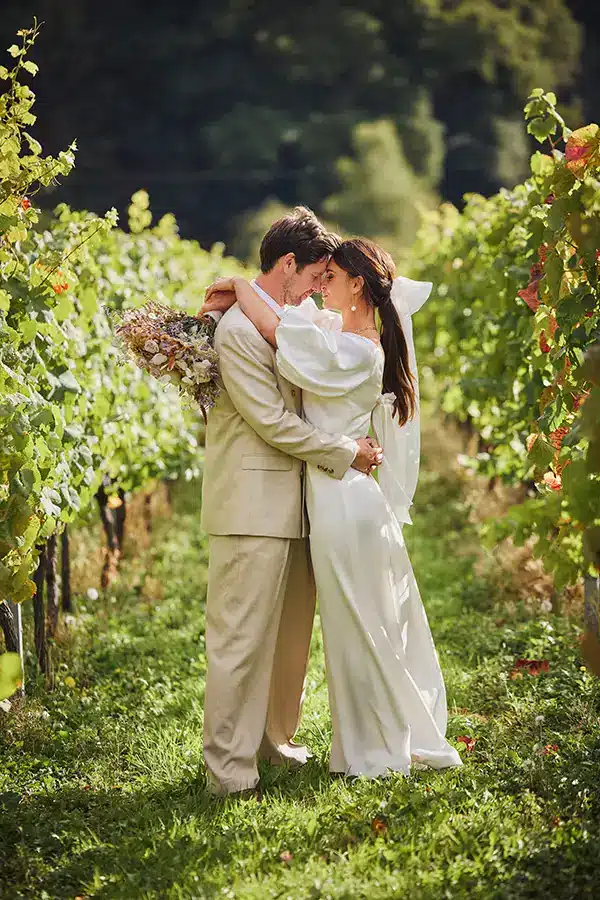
201,304,357,538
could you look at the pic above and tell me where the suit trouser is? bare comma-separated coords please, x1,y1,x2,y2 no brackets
203,534,315,794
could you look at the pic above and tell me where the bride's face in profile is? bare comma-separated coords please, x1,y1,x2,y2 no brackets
321,260,360,312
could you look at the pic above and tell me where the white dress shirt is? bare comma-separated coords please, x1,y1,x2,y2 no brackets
250,279,284,317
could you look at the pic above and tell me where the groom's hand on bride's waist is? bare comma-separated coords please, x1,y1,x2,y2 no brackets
352,437,383,475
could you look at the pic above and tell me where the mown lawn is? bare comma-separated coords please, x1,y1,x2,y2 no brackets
1,449,599,899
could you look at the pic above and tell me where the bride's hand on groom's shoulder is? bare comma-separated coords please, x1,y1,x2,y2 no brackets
198,284,238,317
205,276,237,298
199,275,249,316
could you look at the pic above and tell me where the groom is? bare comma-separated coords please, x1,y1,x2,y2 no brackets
200,206,382,796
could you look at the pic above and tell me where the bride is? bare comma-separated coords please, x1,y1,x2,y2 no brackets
203,238,461,777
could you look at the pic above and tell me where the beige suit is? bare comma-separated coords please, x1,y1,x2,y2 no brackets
201,304,356,794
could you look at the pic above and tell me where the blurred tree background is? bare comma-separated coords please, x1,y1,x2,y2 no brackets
1,1,597,259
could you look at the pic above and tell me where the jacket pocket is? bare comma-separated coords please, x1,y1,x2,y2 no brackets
242,454,293,471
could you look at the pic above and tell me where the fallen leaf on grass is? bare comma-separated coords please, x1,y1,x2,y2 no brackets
457,736,477,752
542,744,559,755
510,658,549,678
371,816,388,835
279,850,293,863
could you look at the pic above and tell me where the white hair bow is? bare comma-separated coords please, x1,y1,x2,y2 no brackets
391,274,433,317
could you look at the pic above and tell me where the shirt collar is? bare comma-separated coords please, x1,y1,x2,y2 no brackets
251,279,284,318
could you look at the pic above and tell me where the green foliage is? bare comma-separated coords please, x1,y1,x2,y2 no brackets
0,28,251,604
410,90,600,586
0,2,583,244
0,651,21,700
229,198,291,266
323,120,438,254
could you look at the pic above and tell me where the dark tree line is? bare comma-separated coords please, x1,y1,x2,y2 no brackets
0,1,596,251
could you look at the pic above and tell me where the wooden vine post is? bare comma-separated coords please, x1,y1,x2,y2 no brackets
32,543,50,680
114,487,127,552
0,601,19,654
46,532,59,638
61,526,72,613
96,478,125,588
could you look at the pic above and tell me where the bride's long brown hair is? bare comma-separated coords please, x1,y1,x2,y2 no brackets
331,238,416,425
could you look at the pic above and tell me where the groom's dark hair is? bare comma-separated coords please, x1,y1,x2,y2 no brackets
260,206,340,273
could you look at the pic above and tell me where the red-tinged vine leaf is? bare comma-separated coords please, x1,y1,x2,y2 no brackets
543,470,562,490
518,282,540,312
371,816,388,835
573,392,590,410
526,433,539,452
565,124,600,178
530,262,544,281
539,331,551,353
554,457,571,478
549,426,570,450
580,631,600,676
539,385,557,411
457,736,477,752
547,315,558,338
279,850,293,863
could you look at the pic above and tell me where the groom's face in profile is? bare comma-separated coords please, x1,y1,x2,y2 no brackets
283,256,329,306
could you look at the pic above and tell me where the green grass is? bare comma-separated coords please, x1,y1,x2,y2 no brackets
1,461,599,900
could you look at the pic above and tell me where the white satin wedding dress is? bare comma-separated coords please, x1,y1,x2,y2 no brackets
275,277,462,776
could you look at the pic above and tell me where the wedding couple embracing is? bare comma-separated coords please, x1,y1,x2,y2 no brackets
199,206,462,797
